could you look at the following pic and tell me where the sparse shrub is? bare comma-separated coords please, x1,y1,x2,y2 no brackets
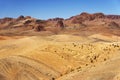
86,64,88,66
90,58,93,63
51,77,55,80
104,58,106,61
70,68,74,72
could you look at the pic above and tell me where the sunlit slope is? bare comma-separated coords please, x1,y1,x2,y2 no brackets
0,34,120,80
57,53,120,80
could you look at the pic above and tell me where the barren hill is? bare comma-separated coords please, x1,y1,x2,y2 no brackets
0,12,120,36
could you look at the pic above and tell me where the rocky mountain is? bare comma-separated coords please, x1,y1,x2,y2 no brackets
0,12,120,36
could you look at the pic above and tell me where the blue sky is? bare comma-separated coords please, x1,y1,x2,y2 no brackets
0,0,120,19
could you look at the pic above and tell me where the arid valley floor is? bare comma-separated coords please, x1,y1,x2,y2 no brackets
0,34,120,80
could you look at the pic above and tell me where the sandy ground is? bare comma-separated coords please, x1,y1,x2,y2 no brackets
0,34,120,80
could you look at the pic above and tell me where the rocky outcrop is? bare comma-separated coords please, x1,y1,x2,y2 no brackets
107,21,120,29
0,17,13,24
80,12,94,21
93,13,105,18
69,12,106,24
70,12,92,24
55,20,64,29
25,16,32,19
34,24,45,31
17,15,25,21
107,15,120,19
48,18,64,21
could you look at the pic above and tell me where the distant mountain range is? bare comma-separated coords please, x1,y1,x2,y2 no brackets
0,12,120,36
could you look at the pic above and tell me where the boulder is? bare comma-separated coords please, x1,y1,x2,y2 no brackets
34,24,45,31
17,15,25,21
55,20,64,29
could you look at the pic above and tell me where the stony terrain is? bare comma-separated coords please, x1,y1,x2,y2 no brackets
0,12,120,80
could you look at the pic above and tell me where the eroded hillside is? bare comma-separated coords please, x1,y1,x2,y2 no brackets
0,34,120,80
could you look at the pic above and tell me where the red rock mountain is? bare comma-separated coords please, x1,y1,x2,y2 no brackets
0,12,120,36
